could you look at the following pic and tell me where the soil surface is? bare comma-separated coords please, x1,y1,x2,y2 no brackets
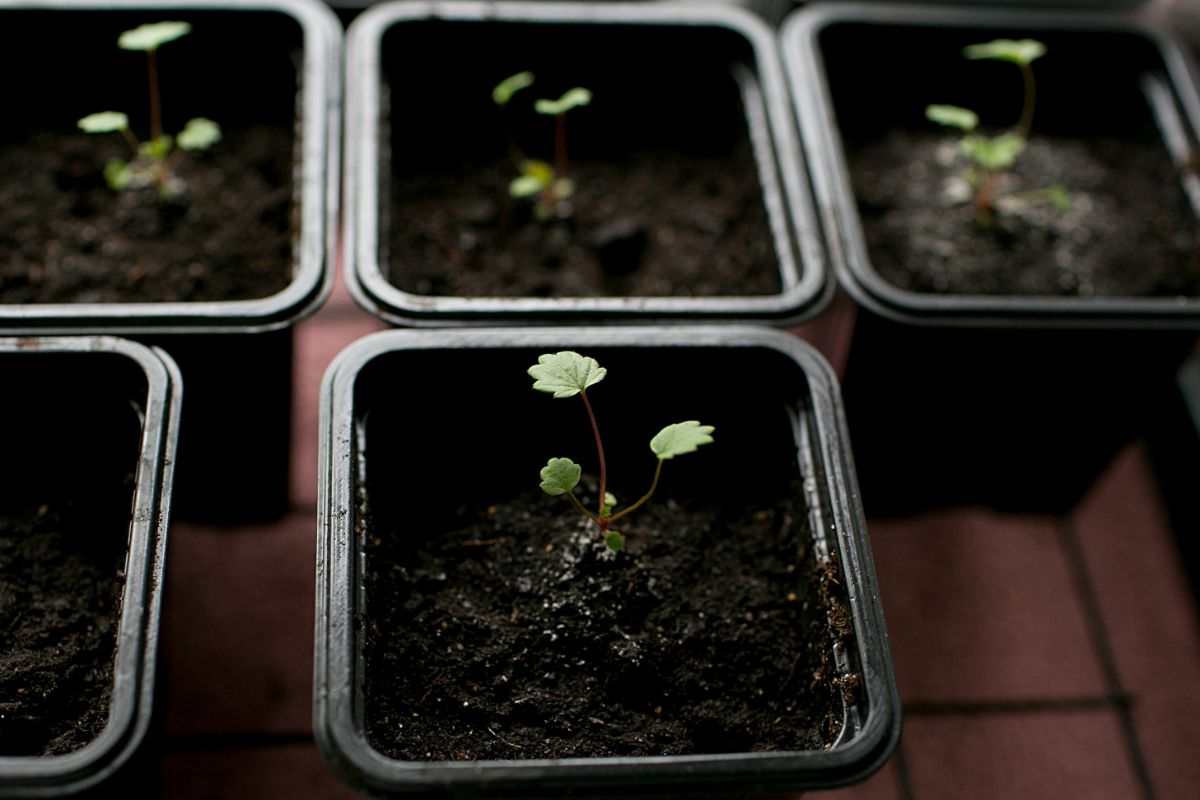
849,129,1200,297
363,481,849,761
0,499,127,756
0,126,293,304
385,142,783,299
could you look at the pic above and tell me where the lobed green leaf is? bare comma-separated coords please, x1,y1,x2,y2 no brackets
529,351,606,398
493,71,535,107
650,421,715,460
535,87,592,116
963,38,1046,67
925,104,978,133
960,133,1026,171
78,111,129,134
118,21,192,52
177,117,221,151
539,457,581,496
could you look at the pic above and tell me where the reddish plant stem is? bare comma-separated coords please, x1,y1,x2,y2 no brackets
554,113,568,187
607,459,663,525
579,389,606,522
147,49,163,142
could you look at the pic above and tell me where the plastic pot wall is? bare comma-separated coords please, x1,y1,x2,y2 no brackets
782,3,1200,513
0,0,341,521
0,336,181,797
344,0,830,327
315,327,900,798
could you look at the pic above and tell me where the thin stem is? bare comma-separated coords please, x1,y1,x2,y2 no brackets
579,390,607,518
1017,62,1035,140
554,113,568,184
119,128,140,156
147,49,162,142
567,489,599,526
607,459,663,525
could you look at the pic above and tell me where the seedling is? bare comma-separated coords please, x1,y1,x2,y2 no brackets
77,21,221,196
925,39,1068,225
530,351,714,552
492,72,592,220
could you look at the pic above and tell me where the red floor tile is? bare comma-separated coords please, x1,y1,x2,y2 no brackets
902,710,1143,800
1073,444,1200,800
161,513,317,736
161,744,359,799
868,508,1107,704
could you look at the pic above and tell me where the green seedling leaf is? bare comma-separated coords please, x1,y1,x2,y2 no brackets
963,38,1046,67
177,117,221,151
139,135,173,161
103,159,132,191
540,457,581,496
118,21,192,51
493,71,535,107
509,174,544,198
78,111,130,133
650,421,715,460
925,104,978,133
605,530,625,552
600,492,617,518
529,352,606,398
960,133,1026,171
535,88,592,116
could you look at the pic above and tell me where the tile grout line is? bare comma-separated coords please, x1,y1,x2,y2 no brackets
894,739,918,800
162,732,316,755
903,695,1128,717
1057,513,1157,800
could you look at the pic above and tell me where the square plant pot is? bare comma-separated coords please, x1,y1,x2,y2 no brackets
345,0,830,327
0,0,341,520
0,336,180,797
782,2,1200,513
315,327,899,798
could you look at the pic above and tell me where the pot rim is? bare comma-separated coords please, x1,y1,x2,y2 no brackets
0,335,181,796
782,1,1200,329
344,0,831,327
0,0,341,334
314,326,900,797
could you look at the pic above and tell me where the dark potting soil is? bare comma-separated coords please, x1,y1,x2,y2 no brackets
385,143,783,298
849,129,1200,297
0,126,293,304
0,500,127,756
363,482,849,761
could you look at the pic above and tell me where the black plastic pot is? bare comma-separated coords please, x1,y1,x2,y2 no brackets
782,2,1200,513
344,0,830,327
0,336,181,797
0,0,341,521
314,326,899,798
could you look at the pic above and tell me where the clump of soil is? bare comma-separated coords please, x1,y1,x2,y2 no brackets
849,129,1200,297
385,141,783,299
0,499,127,756
0,126,294,304
363,482,849,761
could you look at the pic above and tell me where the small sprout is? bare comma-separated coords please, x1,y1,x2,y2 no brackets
118,21,191,52
493,71,535,107
530,352,714,552
926,38,1056,225
492,73,592,220
77,111,130,134
78,21,219,197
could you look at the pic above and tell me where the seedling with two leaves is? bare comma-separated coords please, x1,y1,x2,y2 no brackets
530,351,714,553
77,21,221,197
493,71,592,220
925,39,1069,225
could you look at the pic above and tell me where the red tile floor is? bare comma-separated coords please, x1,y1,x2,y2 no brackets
149,269,1200,799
